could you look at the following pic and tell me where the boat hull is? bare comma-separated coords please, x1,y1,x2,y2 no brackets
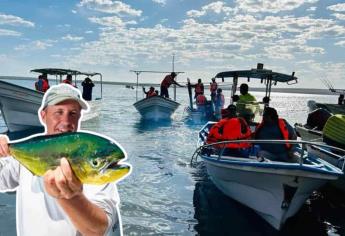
133,96,180,120
0,80,101,133
202,156,336,230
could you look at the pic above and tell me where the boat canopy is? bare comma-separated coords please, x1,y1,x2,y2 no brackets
214,63,298,106
215,69,297,84
31,68,103,98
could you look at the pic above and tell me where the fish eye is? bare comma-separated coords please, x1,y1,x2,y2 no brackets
91,159,102,168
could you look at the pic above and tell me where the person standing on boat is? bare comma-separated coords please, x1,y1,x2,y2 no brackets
214,88,225,119
207,104,252,157
190,78,204,99
35,75,44,91
0,84,123,236
63,74,75,87
210,78,218,104
160,72,183,98
254,107,297,162
42,73,50,93
81,77,95,101
234,83,258,123
196,91,207,111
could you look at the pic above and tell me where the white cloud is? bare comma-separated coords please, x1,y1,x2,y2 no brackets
85,30,93,34
78,0,142,16
306,6,317,12
333,13,345,20
71,10,77,14
0,14,34,27
89,16,136,27
327,3,345,12
335,40,345,47
152,0,166,6
0,28,21,36
62,34,84,41
236,0,318,13
14,40,53,51
187,1,233,18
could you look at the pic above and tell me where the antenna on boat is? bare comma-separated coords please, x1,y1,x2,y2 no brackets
172,54,176,101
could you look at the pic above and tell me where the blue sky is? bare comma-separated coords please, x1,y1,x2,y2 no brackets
0,0,345,88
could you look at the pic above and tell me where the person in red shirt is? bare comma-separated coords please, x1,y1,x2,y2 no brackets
160,72,183,98
143,87,157,98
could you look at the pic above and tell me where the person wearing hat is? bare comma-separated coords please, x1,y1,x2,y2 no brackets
160,72,183,98
254,107,297,162
207,104,252,157
0,84,122,236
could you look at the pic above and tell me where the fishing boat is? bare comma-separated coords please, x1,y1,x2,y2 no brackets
0,68,103,134
190,64,343,230
192,122,343,230
133,95,180,120
130,68,183,121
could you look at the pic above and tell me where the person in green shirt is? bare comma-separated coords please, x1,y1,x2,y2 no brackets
235,83,258,123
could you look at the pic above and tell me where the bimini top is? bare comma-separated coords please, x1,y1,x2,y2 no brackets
31,68,101,77
215,68,298,84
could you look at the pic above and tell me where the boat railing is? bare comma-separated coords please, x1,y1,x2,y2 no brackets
191,139,345,170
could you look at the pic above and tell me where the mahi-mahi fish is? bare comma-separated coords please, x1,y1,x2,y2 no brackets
8,132,130,185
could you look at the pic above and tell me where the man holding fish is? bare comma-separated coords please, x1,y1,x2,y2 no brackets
0,84,130,236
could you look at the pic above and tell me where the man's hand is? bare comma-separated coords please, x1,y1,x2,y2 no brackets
43,158,83,199
0,135,10,157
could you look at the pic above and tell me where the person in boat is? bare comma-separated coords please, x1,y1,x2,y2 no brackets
196,91,207,111
207,104,252,157
190,78,204,99
160,72,183,98
35,73,49,93
233,83,258,123
338,94,344,105
254,107,298,162
214,88,225,119
210,78,218,105
35,74,44,91
143,86,157,98
41,73,50,92
0,84,122,236
63,74,74,86
81,77,95,101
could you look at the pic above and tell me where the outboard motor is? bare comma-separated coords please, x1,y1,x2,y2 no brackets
306,108,332,130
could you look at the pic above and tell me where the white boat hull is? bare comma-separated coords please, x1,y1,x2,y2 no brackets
133,96,180,120
0,80,101,133
203,158,331,229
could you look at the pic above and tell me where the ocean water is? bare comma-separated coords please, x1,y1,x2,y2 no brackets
0,79,344,236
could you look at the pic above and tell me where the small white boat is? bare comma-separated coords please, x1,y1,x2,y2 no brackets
193,122,342,230
133,96,180,120
0,68,103,135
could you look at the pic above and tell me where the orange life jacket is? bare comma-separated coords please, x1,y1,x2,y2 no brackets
255,118,292,150
207,118,252,149
196,94,206,105
147,90,156,97
210,82,217,93
195,83,203,94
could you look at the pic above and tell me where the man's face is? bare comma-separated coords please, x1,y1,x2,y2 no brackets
40,99,81,135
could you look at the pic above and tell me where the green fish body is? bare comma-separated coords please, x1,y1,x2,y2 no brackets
9,132,130,185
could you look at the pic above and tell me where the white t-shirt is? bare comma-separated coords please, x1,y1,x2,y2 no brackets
0,157,121,236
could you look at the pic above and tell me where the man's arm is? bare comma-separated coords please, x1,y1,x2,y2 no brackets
44,158,109,236
0,135,20,191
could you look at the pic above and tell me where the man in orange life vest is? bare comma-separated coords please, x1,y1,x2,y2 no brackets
190,78,204,99
254,107,297,162
160,72,183,98
143,86,157,98
196,91,207,111
207,104,252,157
